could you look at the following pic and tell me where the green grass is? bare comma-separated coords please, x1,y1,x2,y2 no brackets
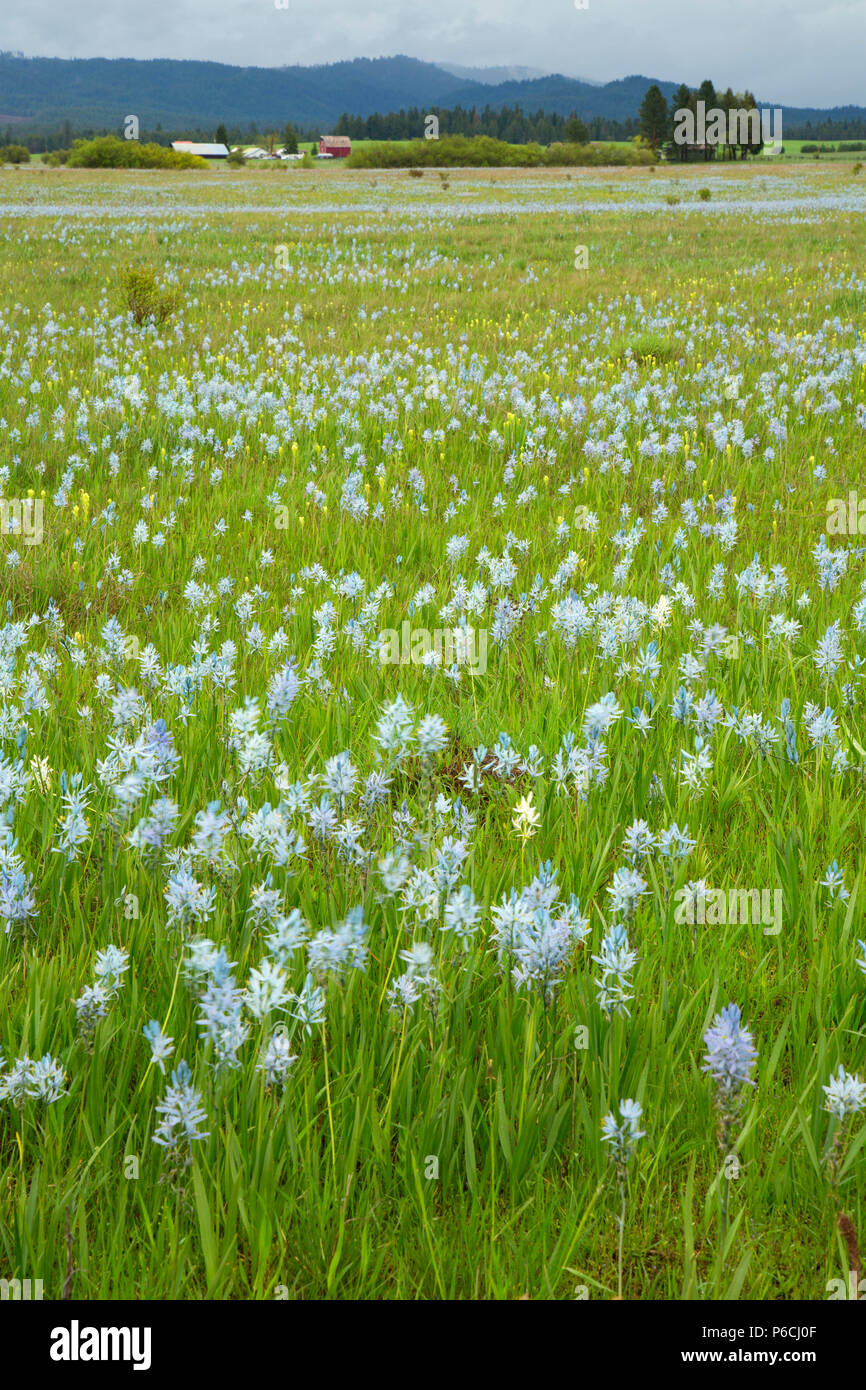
772,138,866,160
0,162,865,1300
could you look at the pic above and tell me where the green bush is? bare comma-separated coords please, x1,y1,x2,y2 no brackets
544,142,586,166
0,144,31,164
345,135,655,170
67,136,208,169
120,265,180,326
698,187,711,201
43,149,69,167
226,148,246,166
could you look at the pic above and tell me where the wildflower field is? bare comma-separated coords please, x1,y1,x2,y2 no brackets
1,161,865,1301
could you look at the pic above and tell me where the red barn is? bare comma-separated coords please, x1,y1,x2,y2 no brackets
319,135,351,157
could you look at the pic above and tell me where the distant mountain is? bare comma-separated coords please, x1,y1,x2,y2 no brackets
0,54,471,130
437,72,866,130
438,64,552,84
0,53,862,135
439,73,684,119
437,63,603,87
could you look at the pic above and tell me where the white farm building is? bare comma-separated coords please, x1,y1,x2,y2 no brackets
171,142,229,158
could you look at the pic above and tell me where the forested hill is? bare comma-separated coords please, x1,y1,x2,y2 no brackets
0,52,862,134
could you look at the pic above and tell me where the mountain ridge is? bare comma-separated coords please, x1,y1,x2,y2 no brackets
0,53,860,133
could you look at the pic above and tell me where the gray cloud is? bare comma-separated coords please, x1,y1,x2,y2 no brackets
4,0,865,106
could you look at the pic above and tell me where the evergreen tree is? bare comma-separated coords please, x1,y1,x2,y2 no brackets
716,88,734,159
639,85,670,148
670,84,693,161
697,80,717,159
742,91,763,158
563,112,590,143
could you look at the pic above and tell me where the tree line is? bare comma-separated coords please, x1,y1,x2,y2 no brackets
5,82,866,158
640,80,766,159
334,105,638,144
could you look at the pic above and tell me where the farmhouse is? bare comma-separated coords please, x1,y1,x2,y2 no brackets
171,141,229,158
319,135,351,158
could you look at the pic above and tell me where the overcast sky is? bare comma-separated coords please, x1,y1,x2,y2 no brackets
6,0,865,107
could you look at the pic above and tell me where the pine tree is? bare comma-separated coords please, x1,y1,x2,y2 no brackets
697,80,717,159
639,85,670,149
563,112,590,144
670,85,693,161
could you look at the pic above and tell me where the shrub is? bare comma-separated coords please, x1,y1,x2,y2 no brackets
0,144,31,164
226,148,246,166
698,188,711,201
408,167,424,178
67,137,208,169
43,149,69,167
120,266,180,326
545,142,587,166
345,134,656,170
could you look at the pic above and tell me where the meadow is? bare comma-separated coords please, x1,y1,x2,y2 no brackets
0,160,865,1300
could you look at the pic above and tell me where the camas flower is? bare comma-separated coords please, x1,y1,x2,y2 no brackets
307,907,368,978
289,973,326,1035
0,1052,67,1106
819,860,849,903
257,1030,297,1090
142,1020,175,1074
152,1060,209,1164
601,1098,645,1169
702,1003,757,1101
512,792,541,844
822,1064,866,1120
606,867,647,921
442,884,481,949
593,924,637,1018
